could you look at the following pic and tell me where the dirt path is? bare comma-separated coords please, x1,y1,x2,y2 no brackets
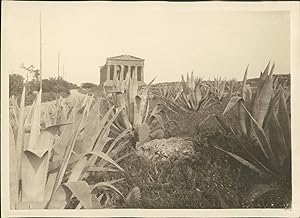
24,89,86,113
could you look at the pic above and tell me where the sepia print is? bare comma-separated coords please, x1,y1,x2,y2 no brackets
1,1,300,217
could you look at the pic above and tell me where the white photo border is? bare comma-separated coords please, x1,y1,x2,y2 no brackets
1,1,300,217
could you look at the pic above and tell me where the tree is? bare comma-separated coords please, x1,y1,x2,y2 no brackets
21,64,40,81
9,74,24,98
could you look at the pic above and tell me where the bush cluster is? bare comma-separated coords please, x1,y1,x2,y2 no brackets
9,74,79,105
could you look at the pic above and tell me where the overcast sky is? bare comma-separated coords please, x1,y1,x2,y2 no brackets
2,2,290,85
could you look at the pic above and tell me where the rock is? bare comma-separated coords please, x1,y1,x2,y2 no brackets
136,137,194,163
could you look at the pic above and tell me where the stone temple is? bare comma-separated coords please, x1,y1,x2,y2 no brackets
99,55,145,88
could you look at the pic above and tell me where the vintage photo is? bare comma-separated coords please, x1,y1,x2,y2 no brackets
1,1,299,217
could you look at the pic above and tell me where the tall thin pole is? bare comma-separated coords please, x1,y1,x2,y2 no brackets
63,64,65,80
58,51,60,78
39,11,42,91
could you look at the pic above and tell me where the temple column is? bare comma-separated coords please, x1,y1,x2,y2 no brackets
106,65,110,81
141,66,144,82
123,65,128,80
132,66,136,79
129,66,132,79
113,65,118,80
120,65,124,80
134,66,137,79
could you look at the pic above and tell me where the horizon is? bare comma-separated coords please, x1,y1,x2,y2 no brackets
2,2,290,86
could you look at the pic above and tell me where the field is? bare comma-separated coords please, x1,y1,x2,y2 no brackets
8,63,291,209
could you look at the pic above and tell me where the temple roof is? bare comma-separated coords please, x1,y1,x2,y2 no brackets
107,54,144,61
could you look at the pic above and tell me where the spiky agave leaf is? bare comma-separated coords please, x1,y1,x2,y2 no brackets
250,62,274,127
126,186,141,207
223,96,242,115
194,83,202,108
253,69,274,126
133,95,142,127
46,98,91,208
15,86,26,199
83,107,124,175
239,65,252,136
268,110,288,167
21,90,43,202
92,179,126,202
116,92,132,129
90,150,124,171
181,74,187,94
46,185,72,209
186,72,192,94
277,90,291,150
63,181,92,209
136,123,150,143
9,122,18,208
128,69,138,124
214,146,265,176
242,104,273,160
52,97,88,162
262,88,282,130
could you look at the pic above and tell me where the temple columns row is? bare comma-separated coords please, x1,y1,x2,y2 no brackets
106,65,144,81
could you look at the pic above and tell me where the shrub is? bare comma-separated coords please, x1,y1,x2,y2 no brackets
80,82,98,89
8,75,81,105
9,74,25,100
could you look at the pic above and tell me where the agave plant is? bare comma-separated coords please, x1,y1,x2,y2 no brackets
179,72,216,111
272,75,291,108
157,72,216,113
9,86,132,209
209,77,227,101
227,79,240,98
153,83,181,100
155,85,169,98
106,69,169,145
216,62,291,203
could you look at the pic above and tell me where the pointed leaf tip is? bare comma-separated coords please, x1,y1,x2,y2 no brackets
270,62,275,76
63,181,92,209
223,96,242,115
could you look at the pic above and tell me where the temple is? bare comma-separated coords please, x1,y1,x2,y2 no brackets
99,55,145,87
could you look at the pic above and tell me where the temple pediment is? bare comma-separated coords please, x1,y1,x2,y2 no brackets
107,55,144,61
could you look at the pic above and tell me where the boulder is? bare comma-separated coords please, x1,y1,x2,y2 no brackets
136,137,194,163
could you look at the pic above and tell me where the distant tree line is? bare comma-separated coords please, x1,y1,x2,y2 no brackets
80,82,98,90
9,73,79,105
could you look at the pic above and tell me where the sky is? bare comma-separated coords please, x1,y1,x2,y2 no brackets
2,2,290,85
